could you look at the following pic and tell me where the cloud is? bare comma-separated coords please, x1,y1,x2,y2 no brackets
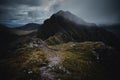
58,0,120,24
0,0,43,6
0,0,65,24
0,0,119,25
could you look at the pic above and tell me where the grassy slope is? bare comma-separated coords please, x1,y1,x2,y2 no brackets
49,42,108,80
0,48,48,80
0,41,113,80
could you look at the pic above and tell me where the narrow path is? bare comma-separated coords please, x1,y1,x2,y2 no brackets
38,41,61,80
29,40,69,80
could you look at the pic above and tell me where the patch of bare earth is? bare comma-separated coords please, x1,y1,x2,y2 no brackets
39,42,61,80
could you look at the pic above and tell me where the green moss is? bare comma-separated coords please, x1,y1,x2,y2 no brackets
0,41,110,80
46,36,61,45
50,42,107,80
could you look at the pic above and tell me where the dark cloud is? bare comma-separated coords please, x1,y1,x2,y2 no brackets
50,3,61,12
0,0,43,6
60,0,120,24
28,11,44,18
0,0,119,25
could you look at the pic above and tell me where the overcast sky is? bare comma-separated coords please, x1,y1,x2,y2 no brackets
0,0,120,25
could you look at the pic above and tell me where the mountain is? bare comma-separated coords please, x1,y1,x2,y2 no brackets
55,10,96,26
101,24,120,39
0,23,39,57
37,10,120,48
17,23,40,31
0,11,120,80
5,23,41,36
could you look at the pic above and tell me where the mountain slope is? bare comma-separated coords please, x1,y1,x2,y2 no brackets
37,10,120,48
0,23,42,57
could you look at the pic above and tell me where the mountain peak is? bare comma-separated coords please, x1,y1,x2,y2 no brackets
52,10,91,26
56,10,71,16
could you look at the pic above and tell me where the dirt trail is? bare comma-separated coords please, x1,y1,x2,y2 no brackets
39,41,61,80
29,40,69,80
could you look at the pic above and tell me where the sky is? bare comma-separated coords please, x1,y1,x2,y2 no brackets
0,0,120,26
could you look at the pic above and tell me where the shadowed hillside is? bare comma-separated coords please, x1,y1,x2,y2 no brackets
37,11,120,48
16,23,41,31
101,24,120,39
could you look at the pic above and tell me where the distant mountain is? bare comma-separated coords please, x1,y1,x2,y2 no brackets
17,23,41,31
37,10,120,48
0,23,39,57
101,24,120,39
7,23,41,36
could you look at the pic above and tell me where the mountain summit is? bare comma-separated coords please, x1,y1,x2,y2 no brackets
54,10,87,25
51,10,95,26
